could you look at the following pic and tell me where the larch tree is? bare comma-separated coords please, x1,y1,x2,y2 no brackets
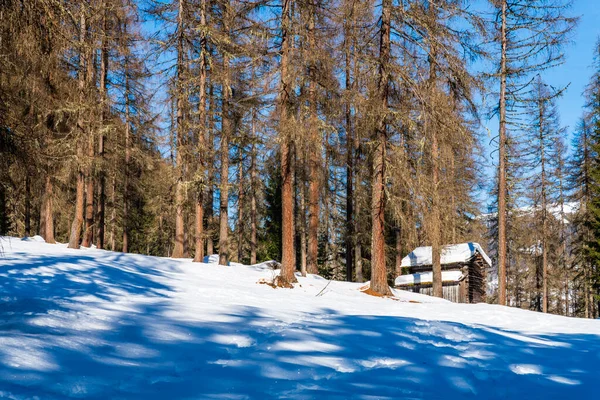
192,0,209,263
275,0,298,287
490,0,576,305
524,76,565,313
368,0,392,296
68,3,92,249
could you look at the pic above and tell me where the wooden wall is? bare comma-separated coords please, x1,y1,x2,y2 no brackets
405,283,465,303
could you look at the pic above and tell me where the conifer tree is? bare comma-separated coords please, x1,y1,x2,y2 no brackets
490,0,576,305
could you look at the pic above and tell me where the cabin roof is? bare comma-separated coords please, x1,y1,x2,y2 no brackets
395,270,464,286
401,242,492,268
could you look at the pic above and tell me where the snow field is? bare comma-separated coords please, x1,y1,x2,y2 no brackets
1,237,599,399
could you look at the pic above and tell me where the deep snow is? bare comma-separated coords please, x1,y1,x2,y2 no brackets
1,237,599,399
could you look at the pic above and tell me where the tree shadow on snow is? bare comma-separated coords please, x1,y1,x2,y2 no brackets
0,250,599,399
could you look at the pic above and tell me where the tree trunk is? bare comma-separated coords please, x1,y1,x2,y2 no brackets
277,0,298,286
539,96,548,313
68,8,88,250
250,116,258,265
344,4,355,282
497,0,508,306
219,60,231,266
306,2,320,276
82,14,95,248
122,48,132,253
237,147,244,263
355,243,363,283
41,174,55,244
172,0,186,258
431,131,442,298
96,4,108,250
299,177,307,276
207,83,215,256
428,3,442,299
25,174,31,237
69,169,85,249
193,0,208,263
395,228,402,278
369,0,392,296
82,131,95,247
109,175,116,251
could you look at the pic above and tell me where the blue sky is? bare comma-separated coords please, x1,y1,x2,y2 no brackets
537,0,599,136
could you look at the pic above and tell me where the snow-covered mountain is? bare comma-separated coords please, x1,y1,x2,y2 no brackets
1,237,598,399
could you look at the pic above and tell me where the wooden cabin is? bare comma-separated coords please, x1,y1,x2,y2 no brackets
395,242,490,303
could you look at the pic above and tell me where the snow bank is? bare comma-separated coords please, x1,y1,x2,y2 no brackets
402,242,492,268
0,236,598,399
203,254,220,263
202,254,278,270
21,235,46,243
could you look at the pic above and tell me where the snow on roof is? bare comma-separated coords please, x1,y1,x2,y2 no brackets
395,270,464,286
401,242,492,268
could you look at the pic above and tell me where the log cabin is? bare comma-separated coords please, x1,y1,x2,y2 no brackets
395,242,491,303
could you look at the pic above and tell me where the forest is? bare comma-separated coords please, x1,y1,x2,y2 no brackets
1,0,599,318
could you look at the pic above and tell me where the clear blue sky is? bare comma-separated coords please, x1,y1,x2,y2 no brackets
543,0,600,135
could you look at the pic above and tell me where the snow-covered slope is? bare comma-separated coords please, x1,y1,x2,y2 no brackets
1,237,599,399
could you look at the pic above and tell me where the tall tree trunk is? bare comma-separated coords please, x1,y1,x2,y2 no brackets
450,155,456,243
250,112,258,265
82,16,95,248
306,1,320,275
370,0,392,296
344,3,355,282
428,17,442,298
172,0,186,258
122,47,132,253
207,83,215,255
219,59,231,266
539,96,548,313
497,0,508,305
218,1,232,266
323,141,331,274
193,0,208,263
277,0,298,286
68,8,88,250
431,132,442,297
96,4,108,250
